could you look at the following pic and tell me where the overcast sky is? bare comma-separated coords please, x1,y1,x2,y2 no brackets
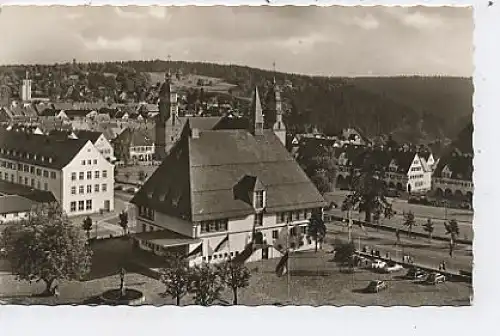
0,6,473,77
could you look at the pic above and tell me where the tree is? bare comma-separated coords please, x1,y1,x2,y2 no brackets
189,263,224,306
444,219,460,257
138,170,146,182
160,253,191,306
344,152,391,223
307,212,327,252
216,261,251,305
402,211,416,238
82,216,93,241
334,240,356,272
118,210,128,235
423,218,434,241
0,205,92,296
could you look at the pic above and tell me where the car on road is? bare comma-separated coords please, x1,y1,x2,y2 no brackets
383,262,404,273
405,267,427,280
425,272,446,285
371,260,387,270
365,280,388,293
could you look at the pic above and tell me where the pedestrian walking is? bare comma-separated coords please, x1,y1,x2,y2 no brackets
442,261,446,271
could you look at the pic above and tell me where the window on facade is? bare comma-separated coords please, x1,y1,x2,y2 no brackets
79,186,84,194
36,168,41,176
70,202,76,212
287,212,293,223
102,170,107,178
102,184,107,192
95,184,100,192
254,190,264,209
301,226,307,234
87,185,92,193
87,160,91,165
254,213,263,227
71,172,76,181
50,171,56,179
78,201,84,211
82,160,86,165
37,181,41,189
30,166,34,174
10,174,14,182
272,230,278,239
86,200,92,210
44,183,48,191
95,171,100,179
23,165,29,172
79,172,84,180
4,172,7,180
294,211,300,221
290,226,297,237
87,171,92,179
200,219,228,233
43,170,48,178
138,206,155,221
18,176,22,184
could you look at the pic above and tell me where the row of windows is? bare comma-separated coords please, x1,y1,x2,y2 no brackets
70,200,93,212
410,167,422,172
409,174,424,180
415,181,425,187
0,161,57,179
276,209,312,224
200,219,229,233
71,170,108,181
70,184,108,195
81,159,98,166
0,149,53,163
100,149,112,154
138,206,155,221
2,172,50,191
434,178,472,188
131,146,154,153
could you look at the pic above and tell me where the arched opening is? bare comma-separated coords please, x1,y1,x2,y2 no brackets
396,182,403,191
435,188,444,199
407,184,412,194
388,181,396,189
454,190,464,200
254,231,264,245
466,191,473,203
444,188,453,199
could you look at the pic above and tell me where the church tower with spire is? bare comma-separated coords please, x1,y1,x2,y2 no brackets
250,87,264,136
265,77,287,146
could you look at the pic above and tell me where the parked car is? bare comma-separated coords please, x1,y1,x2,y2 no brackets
405,267,427,280
365,280,388,293
383,262,404,273
425,272,446,285
371,259,387,269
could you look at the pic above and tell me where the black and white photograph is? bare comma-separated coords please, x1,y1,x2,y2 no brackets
0,5,473,306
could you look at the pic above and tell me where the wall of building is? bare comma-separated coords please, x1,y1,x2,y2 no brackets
432,177,473,200
407,155,432,193
62,141,114,216
0,210,29,224
94,135,115,162
0,158,63,202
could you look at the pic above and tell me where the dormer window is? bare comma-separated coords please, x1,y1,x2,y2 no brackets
254,190,265,209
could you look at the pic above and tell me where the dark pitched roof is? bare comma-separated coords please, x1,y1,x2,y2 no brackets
0,180,57,204
0,195,36,215
0,128,88,169
74,130,102,143
132,126,327,222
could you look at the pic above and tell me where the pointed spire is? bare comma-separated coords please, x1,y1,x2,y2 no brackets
250,87,264,136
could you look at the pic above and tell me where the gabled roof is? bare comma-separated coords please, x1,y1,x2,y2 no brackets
0,195,36,215
0,128,88,169
0,180,57,204
132,126,326,222
74,130,103,143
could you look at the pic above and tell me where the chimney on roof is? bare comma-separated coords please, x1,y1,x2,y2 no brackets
250,87,264,136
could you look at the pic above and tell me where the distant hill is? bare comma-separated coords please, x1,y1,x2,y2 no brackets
0,60,473,143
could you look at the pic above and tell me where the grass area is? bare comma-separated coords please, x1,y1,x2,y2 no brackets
116,165,159,185
0,239,471,306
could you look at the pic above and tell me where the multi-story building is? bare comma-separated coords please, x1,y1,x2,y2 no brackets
0,195,36,224
130,86,325,265
0,127,114,216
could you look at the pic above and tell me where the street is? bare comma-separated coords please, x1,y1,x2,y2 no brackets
326,220,473,273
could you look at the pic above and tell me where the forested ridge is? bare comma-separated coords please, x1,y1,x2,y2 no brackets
0,60,473,143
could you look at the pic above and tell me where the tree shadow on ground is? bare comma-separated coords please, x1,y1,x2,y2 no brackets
290,269,337,277
352,288,369,294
